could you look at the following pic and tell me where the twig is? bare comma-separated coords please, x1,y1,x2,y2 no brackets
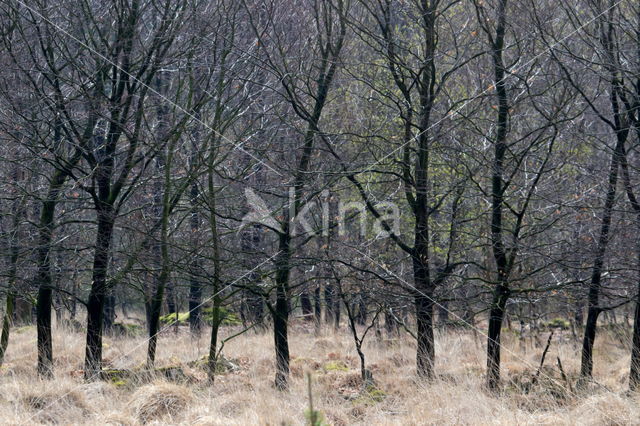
531,331,554,389
556,356,573,393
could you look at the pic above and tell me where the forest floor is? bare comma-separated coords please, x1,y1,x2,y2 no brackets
0,319,638,425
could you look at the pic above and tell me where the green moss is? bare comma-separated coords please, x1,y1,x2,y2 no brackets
322,360,349,372
187,355,239,374
159,312,190,326
366,387,387,402
202,306,242,326
159,307,241,327
352,386,387,405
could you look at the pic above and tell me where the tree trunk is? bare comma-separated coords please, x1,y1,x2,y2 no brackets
415,292,434,379
486,283,510,390
1,164,23,368
188,178,202,335
579,136,624,381
206,174,222,383
325,283,335,325
84,207,115,380
36,176,67,378
0,291,15,367
273,232,291,390
483,0,512,392
313,284,321,332
300,289,313,320
630,273,640,390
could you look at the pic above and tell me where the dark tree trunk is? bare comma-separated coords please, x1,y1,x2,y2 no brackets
0,208,19,367
0,291,15,367
147,275,165,367
325,283,335,325
415,292,434,379
300,289,313,320
84,207,115,380
36,174,68,378
413,171,434,380
482,0,513,391
313,284,321,332
579,135,624,381
35,211,55,377
273,232,291,390
188,179,202,335
486,282,510,390
619,140,640,390
630,274,640,391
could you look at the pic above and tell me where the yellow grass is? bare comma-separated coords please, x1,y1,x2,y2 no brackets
0,321,638,425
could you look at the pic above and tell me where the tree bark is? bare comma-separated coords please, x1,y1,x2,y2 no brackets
35,181,64,377
274,231,291,390
84,206,115,380
486,282,510,390
579,135,624,381
188,179,202,335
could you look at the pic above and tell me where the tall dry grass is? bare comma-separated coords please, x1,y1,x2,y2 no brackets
0,320,637,425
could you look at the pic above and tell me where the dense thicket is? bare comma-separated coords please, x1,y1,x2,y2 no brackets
0,0,639,392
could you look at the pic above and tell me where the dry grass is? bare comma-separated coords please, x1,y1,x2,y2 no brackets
0,320,637,425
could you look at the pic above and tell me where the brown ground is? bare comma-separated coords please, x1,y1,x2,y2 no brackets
0,320,637,425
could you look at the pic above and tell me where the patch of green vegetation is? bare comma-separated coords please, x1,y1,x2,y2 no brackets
159,307,241,327
202,306,242,326
366,387,387,402
101,369,132,388
352,385,387,405
187,354,239,374
322,360,349,372
544,318,571,330
159,312,190,326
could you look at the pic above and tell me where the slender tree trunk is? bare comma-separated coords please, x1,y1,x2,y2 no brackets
630,269,640,390
482,0,511,391
0,217,18,367
413,132,434,379
0,291,15,367
486,281,510,390
314,284,321,333
188,179,202,335
206,175,222,383
325,283,335,325
274,231,291,390
35,187,61,377
619,144,640,390
147,266,168,367
415,292,435,379
84,206,115,380
300,288,313,320
579,136,624,381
